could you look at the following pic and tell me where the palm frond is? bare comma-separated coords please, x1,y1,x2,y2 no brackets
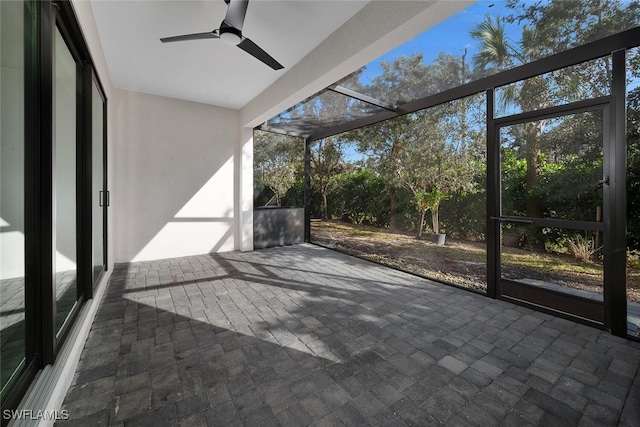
469,15,512,69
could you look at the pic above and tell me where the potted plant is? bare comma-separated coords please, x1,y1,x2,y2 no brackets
502,224,523,247
414,189,448,244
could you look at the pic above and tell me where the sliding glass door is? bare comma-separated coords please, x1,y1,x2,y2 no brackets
1,0,109,411
0,0,28,399
54,26,80,335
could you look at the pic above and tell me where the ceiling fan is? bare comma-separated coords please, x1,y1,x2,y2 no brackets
160,0,284,70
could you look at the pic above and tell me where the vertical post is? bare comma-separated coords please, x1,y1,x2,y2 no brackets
595,205,602,252
605,49,627,336
102,95,108,271
304,138,311,242
24,0,41,367
79,62,93,300
39,0,56,364
239,128,254,251
486,88,498,299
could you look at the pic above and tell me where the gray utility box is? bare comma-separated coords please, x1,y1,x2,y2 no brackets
253,207,304,249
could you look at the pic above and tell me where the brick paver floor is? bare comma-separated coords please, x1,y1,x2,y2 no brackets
56,244,640,426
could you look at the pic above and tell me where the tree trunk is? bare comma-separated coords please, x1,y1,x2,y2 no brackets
432,208,439,235
322,190,328,220
524,126,543,219
524,125,544,248
418,208,426,238
389,188,398,231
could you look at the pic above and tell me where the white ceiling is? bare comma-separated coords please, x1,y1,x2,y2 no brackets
90,0,369,109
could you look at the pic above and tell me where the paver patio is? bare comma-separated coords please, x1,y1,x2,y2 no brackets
55,244,640,426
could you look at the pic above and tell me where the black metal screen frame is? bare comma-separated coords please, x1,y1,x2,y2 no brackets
304,27,640,143
490,98,614,329
273,24,640,339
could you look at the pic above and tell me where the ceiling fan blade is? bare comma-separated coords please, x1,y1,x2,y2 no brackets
160,31,219,43
223,0,249,31
238,37,284,70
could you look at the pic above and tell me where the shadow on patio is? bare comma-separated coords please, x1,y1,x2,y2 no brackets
55,244,640,426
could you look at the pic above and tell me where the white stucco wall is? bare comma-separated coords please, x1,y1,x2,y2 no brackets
70,0,473,264
112,89,241,262
76,0,253,265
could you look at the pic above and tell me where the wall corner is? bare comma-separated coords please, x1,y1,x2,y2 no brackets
238,127,254,252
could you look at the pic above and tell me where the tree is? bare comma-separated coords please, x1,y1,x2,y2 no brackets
253,131,304,206
505,0,640,55
397,99,480,238
628,87,640,250
471,15,551,220
347,115,413,230
504,0,640,101
414,189,448,237
347,53,445,230
343,52,485,233
311,137,344,220
332,168,388,225
471,2,640,246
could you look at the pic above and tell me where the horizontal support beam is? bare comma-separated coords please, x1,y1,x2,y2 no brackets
257,125,310,139
328,84,398,111
494,96,611,127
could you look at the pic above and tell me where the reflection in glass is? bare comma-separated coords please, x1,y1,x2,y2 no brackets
54,28,78,333
627,47,640,338
501,225,604,298
92,81,105,286
0,0,26,392
500,111,603,222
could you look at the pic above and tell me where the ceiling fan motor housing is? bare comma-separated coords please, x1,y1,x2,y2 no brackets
219,25,242,45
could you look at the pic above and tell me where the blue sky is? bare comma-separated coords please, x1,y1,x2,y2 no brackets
343,1,519,162
359,1,519,86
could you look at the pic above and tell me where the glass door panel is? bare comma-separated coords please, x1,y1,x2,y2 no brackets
54,27,79,334
498,107,606,322
91,80,105,287
0,0,26,396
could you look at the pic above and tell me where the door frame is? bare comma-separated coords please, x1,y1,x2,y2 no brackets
487,53,628,335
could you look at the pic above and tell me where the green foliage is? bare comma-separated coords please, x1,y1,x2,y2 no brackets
311,137,344,219
501,149,527,217
255,0,640,257
566,233,598,263
332,169,388,225
282,178,305,207
628,87,640,250
414,189,449,235
253,130,304,207
505,0,640,55
441,164,487,240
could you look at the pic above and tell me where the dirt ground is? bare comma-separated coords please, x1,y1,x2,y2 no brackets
311,220,640,303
